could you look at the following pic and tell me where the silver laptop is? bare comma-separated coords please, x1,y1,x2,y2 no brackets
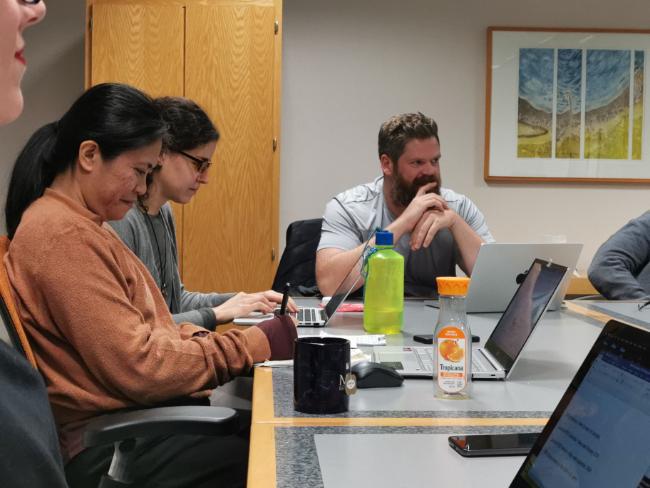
234,234,373,327
374,258,568,380
434,242,582,313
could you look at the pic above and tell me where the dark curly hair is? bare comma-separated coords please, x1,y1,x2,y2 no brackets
155,97,219,154
377,112,439,164
139,97,220,209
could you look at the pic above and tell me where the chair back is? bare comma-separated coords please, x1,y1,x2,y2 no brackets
272,219,322,294
0,236,37,368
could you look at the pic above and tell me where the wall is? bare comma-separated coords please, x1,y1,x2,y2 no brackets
280,0,650,273
2,0,648,276
0,1,85,234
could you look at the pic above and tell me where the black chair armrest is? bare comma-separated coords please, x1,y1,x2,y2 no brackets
84,406,239,447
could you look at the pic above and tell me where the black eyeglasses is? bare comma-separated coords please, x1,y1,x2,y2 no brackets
178,150,212,173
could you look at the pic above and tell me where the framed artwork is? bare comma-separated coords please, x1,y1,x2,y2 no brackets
485,27,650,183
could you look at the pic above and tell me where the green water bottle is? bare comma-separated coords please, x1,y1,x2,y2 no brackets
363,230,404,334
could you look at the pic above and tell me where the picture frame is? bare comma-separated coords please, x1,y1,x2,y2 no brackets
485,27,650,183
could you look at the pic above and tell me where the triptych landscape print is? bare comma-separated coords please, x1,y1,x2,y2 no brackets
517,48,645,160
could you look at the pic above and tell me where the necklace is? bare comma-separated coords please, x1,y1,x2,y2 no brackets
144,211,169,299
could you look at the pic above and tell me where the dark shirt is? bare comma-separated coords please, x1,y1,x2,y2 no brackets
588,211,650,300
0,340,67,487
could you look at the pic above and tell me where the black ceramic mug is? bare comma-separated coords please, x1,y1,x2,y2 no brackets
293,337,356,414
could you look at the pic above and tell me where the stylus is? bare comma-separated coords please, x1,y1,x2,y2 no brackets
279,282,291,315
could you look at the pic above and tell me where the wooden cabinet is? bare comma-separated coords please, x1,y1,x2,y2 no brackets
85,0,281,293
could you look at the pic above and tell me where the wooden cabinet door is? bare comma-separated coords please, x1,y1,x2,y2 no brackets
184,1,279,293
86,0,281,293
89,3,184,97
88,1,186,263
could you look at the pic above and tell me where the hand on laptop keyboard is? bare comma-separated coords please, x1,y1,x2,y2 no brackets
213,290,297,323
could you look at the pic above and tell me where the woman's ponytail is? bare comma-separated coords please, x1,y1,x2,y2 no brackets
5,122,59,238
4,83,165,238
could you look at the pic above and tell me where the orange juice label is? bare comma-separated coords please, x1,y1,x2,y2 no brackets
436,326,467,393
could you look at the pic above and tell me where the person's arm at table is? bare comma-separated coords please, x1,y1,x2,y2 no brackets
317,183,449,295
316,245,369,297
588,212,650,300
410,190,492,276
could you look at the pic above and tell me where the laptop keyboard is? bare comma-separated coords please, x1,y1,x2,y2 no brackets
414,347,434,372
296,307,325,325
472,352,493,373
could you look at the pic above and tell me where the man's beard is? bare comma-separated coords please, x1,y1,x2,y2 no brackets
391,171,441,208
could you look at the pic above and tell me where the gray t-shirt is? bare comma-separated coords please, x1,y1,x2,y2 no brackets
318,176,494,297
109,204,234,329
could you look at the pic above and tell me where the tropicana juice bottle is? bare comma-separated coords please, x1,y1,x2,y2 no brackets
434,276,471,399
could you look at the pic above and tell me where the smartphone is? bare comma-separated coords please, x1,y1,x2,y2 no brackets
414,334,480,344
448,433,538,457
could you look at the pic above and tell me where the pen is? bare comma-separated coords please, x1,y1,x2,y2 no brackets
279,282,291,315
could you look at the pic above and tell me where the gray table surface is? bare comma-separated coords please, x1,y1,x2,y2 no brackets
275,425,536,488
572,300,650,330
271,300,604,419
245,298,610,488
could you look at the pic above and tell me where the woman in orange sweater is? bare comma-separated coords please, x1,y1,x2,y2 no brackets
5,82,296,488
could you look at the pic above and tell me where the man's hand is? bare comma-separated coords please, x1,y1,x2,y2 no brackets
408,205,484,275
212,290,297,323
390,182,448,240
410,208,457,251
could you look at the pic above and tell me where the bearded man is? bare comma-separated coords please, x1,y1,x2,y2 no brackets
316,112,494,297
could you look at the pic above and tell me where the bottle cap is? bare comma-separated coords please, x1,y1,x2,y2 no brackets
436,277,470,296
375,231,393,246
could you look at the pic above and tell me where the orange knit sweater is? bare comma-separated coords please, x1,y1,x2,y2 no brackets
6,189,272,460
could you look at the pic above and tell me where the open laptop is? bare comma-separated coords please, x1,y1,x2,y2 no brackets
510,319,650,487
234,235,372,327
432,242,582,313
374,258,568,380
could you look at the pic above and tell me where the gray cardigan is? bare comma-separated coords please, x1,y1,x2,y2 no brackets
109,204,234,329
588,211,650,300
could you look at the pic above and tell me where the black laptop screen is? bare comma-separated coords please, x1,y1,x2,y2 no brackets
511,320,650,487
484,259,567,372
324,232,375,318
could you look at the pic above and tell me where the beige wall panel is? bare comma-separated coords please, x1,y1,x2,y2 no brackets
184,4,277,292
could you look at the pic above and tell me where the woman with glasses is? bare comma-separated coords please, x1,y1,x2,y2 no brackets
110,96,295,330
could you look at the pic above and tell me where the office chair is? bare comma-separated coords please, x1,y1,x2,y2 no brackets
0,236,239,487
272,218,322,296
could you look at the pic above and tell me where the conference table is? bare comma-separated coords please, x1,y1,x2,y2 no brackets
222,297,630,488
